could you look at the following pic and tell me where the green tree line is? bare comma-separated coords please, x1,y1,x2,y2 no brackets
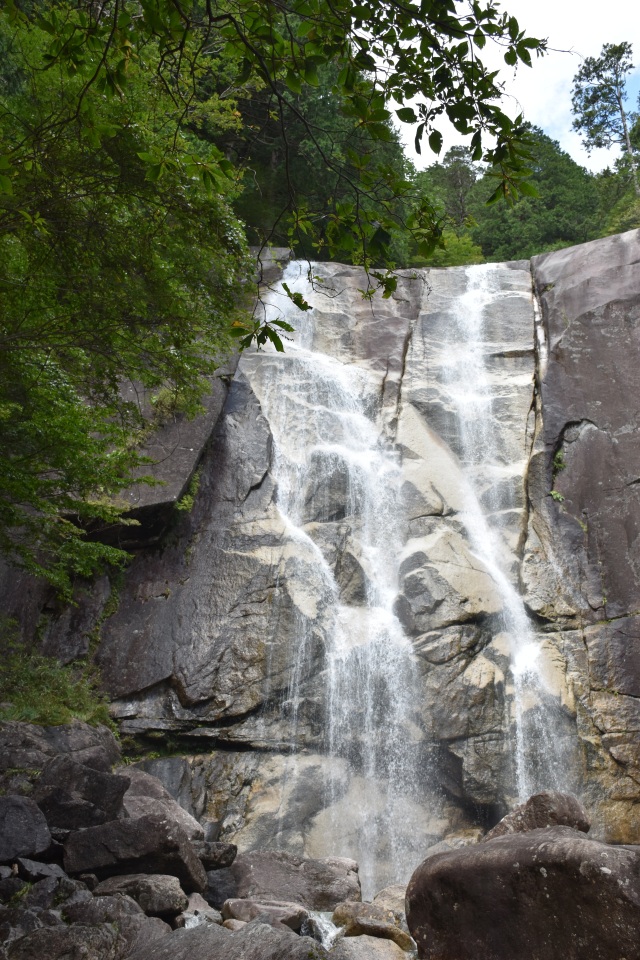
0,0,545,592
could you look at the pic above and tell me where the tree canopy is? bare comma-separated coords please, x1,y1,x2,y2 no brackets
0,0,546,591
571,42,639,196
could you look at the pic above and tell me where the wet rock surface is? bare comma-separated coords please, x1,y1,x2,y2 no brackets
2,232,640,918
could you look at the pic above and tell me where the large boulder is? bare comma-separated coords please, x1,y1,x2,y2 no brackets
331,936,408,959
229,851,361,910
93,874,189,918
0,722,120,796
63,814,207,893
0,798,51,863
4,923,125,960
406,826,640,960
221,897,308,931
33,755,129,830
63,893,171,953
483,791,590,841
118,768,203,841
125,919,329,960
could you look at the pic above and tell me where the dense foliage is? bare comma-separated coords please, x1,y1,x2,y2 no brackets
412,121,640,266
0,0,547,591
571,42,639,196
0,13,252,594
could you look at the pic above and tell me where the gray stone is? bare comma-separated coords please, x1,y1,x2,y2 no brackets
406,825,640,960
0,798,51,863
93,874,189,918
22,876,91,911
63,814,207,893
15,859,67,882
192,841,237,869
0,906,60,945
343,917,414,952
221,897,309,931
118,767,203,840
33,755,129,829
5,923,125,960
63,894,171,954
372,884,407,924
230,850,361,910
483,791,590,841
125,918,329,959
176,892,223,927
331,935,407,959
0,721,120,797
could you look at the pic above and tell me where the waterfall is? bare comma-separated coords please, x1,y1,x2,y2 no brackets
234,259,578,897
241,263,441,898
432,263,573,800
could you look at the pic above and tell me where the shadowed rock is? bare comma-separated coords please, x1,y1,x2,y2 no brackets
93,874,189,918
33,755,129,830
0,798,51,863
406,825,640,960
125,918,329,960
63,814,206,893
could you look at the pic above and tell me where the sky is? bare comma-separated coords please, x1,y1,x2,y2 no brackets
400,0,640,172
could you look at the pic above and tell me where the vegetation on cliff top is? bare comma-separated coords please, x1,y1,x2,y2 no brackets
0,0,546,592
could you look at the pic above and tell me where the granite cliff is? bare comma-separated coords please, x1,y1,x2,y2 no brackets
2,230,640,896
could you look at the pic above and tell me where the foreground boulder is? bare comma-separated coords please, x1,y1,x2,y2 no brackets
483,791,590,841
221,897,308,931
63,814,207,892
229,851,361,910
119,768,204,841
125,918,329,960
93,874,189,918
0,798,51,863
331,936,407,959
406,825,640,960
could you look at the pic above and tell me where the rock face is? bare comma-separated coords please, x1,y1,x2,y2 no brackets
4,231,640,895
406,825,640,960
525,230,640,838
118,768,203,841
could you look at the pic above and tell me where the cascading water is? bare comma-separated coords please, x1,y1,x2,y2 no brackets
434,263,573,800
241,263,440,897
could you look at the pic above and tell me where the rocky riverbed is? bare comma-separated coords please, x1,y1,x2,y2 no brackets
3,719,640,960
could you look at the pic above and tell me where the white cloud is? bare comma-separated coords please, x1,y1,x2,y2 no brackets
399,0,640,171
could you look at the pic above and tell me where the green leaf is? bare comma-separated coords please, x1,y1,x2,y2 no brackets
285,70,302,94
429,130,443,154
517,180,539,198
396,107,418,123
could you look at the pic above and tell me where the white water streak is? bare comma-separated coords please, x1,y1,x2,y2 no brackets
442,264,568,800
244,263,431,896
